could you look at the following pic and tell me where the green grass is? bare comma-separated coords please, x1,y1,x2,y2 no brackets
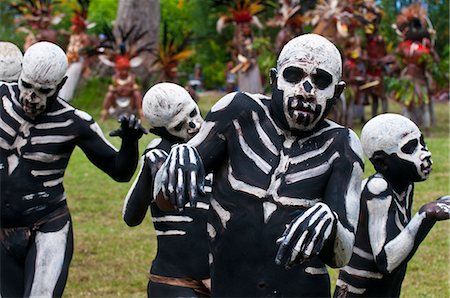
63,79,449,297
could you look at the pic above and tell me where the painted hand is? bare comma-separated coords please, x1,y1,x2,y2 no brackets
420,195,450,221
275,202,336,269
156,144,205,211
110,114,147,140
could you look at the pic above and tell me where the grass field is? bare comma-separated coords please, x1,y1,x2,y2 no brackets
62,78,449,297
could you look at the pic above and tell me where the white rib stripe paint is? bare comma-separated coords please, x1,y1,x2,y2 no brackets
195,202,209,210
31,135,76,145
228,166,266,198
336,279,366,295
204,186,212,193
0,116,15,137
3,95,24,124
367,195,392,257
43,177,64,187
35,119,74,129
353,246,373,260
305,267,328,275
273,196,320,207
23,152,68,163
30,221,69,297
0,137,11,150
210,198,231,229
31,169,64,176
7,84,20,105
252,111,279,156
244,92,284,135
152,215,193,223
290,138,334,165
394,210,404,231
286,152,340,184
7,154,19,175
342,265,383,279
155,230,186,236
263,201,277,223
233,119,271,174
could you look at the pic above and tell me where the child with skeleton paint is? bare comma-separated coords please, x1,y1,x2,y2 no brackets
334,113,450,297
122,83,211,297
154,34,364,297
0,42,145,297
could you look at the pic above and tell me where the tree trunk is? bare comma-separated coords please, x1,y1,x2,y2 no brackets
115,0,160,88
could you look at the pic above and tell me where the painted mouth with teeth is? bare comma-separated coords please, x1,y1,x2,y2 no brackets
287,97,318,125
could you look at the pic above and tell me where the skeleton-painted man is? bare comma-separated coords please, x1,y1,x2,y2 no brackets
334,113,450,297
0,42,145,297
0,41,23,83
155,34,364,296
123,83,211,297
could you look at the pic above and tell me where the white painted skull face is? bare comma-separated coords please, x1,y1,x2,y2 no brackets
0,41,23,82
275,34,343,131
143,82,203,141
361,113,432,181
18,42,68,118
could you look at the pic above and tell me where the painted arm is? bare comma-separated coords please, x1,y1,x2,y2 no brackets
368,195,450,274
79,114,145,182
122,149,168,226
276,130,364,268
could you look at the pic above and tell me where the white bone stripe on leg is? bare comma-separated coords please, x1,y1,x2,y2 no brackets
252,111,279,156
35,119,74,129
342,265,383,279
336,279,366,295
152,215,193,223
30,221,70,297
210,198,231,229
286,152,340,184
155,230,186,236
290,138,334,165
233,119,271,174
31,135,76,145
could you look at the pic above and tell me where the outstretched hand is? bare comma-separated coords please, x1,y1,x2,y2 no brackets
275,202,336,269
420,195,450,221
110,114,147,140
154,144,205,212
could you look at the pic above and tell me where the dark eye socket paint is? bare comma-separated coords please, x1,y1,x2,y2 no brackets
401,139,418,154
174,122,184,131
21,80,32,88
282,66,305,84
189,109,197,117
312,69,332,90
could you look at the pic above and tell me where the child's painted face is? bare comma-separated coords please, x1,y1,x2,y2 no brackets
395,131,432,181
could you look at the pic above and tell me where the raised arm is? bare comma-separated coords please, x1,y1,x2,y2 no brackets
123,148,168,226
368,194,450,274
78,113,145,182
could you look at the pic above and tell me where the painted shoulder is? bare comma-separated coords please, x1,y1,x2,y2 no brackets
362,173,393,199
144,138,172,154
209,92,270,119
323,120,364,161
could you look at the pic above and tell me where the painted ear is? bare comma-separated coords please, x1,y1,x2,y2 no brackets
270,68,277,85
333,81,346,99
370,151,389,173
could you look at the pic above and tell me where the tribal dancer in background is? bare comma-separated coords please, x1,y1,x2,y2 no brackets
0,41,23,83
